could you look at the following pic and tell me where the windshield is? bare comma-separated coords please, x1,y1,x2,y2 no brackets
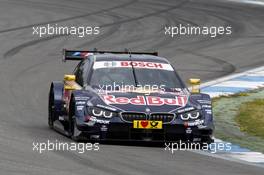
89,61,184,90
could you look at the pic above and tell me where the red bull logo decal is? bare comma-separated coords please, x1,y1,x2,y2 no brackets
102,95,187,106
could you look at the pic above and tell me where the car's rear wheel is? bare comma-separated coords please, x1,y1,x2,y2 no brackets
48,89,55,129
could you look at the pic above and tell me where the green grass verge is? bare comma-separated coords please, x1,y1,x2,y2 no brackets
213,89,264,153
235,99,264,139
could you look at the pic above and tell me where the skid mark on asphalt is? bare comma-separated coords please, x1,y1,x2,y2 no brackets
178,48,236,76
0,0,138,34
3,0,189,58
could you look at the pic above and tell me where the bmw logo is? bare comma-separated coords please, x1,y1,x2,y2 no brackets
145,108,150,113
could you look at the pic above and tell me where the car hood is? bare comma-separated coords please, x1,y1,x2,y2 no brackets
95,89,190,113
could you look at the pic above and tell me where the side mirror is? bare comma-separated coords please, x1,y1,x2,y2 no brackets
64,74,76,81
189,78,200,93
64,74,76,90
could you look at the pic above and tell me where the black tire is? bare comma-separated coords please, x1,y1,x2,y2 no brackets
70,118,83,142
48,89,55,129
201,136,214,145
69,98,83,142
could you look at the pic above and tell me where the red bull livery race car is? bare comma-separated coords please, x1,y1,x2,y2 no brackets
48,49,214,143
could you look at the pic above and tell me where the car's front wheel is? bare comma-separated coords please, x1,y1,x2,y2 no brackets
68,98,84,142
70,117,83,141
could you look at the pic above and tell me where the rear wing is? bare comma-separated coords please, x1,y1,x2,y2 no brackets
62,49,158,61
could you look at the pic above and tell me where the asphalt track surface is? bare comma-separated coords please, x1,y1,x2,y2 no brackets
0,0,264,174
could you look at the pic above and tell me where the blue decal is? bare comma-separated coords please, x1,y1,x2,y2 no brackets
73,52,81,56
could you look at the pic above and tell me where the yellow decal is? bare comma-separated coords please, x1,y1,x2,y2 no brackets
133,120,163,129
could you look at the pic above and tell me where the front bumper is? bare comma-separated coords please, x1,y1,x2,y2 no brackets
75,117,214,142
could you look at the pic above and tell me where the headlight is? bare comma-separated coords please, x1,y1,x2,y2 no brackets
91,107,113,118
179,110,200,121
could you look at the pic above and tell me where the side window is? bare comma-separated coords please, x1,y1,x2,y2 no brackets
74,61,85,86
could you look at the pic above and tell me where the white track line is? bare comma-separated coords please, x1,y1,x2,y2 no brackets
227,0,264,6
